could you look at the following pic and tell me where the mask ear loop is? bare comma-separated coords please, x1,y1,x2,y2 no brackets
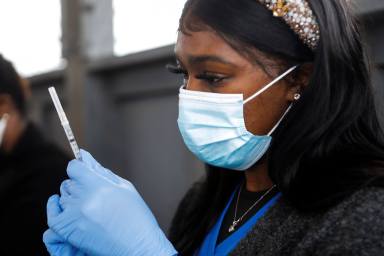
243,65,299,104
243,65,299,136
267,104,292,136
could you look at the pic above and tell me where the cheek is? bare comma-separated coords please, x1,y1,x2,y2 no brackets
243,84,289,135
243,98,270,135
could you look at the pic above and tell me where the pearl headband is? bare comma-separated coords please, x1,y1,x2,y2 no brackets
258,0,320,50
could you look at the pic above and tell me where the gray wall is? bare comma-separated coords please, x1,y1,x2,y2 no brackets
29,45,204,232
27,3,384,232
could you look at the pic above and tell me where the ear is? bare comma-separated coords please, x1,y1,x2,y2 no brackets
286,62,313,102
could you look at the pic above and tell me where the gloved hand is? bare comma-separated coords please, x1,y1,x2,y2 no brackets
45,149,177,256
43,196,85,256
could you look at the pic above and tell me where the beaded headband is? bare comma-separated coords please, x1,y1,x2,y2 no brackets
258,0,320,50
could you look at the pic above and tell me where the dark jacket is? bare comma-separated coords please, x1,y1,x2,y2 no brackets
0,123,69,255
172,184,384,255
230,186,384,255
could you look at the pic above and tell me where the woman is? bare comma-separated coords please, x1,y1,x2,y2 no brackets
43,0,384,255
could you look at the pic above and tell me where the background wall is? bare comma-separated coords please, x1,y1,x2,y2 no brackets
29,45,205,232
27,1,384,232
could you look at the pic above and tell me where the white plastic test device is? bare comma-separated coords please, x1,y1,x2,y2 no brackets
48,86,82,160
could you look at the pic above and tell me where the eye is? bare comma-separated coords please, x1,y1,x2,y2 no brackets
196,72,227,86
166,64,189,83
166,63,228,87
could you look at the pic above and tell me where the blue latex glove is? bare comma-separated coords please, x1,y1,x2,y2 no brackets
45,149,177,256
43,196,85,256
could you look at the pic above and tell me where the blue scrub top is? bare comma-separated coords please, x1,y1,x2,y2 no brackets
195,186,282,256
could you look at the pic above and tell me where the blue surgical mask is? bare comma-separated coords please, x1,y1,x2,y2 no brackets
177,65,298,171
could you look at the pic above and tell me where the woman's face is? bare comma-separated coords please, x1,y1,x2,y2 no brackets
175,29,301,135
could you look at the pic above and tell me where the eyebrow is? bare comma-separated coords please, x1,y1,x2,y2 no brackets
175,54,237,67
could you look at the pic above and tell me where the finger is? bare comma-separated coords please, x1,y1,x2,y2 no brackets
43,229,81,256
47,194,62,219
59,194,79,211
60,180,83,201
46,195,81,243
47,195,66,234
43,229,62,256
60,179,71,197
43,228,63,245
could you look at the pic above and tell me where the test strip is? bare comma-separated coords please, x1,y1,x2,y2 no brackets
48,86,82,160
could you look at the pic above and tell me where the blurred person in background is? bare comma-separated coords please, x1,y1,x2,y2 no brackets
43,0,384,255
0,54,68,255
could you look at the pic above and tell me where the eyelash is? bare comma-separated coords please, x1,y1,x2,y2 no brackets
166,64,227,86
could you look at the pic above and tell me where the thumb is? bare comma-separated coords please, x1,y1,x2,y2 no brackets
80,149,117,180
79,149,102,170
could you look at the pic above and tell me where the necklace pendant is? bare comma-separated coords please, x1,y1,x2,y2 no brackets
228,220,238,232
